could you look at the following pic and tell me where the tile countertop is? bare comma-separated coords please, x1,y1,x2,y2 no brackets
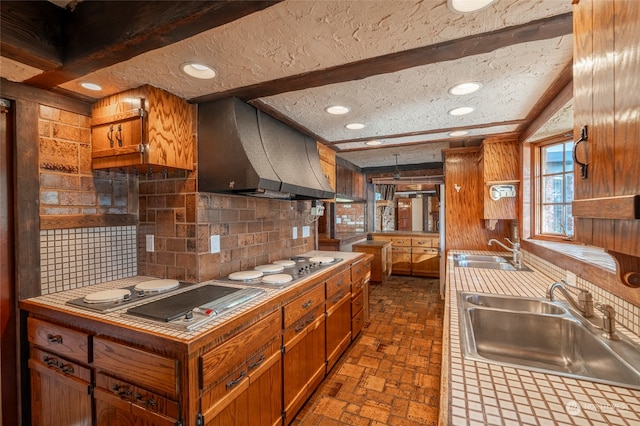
439,250,640,426
20,251,362,342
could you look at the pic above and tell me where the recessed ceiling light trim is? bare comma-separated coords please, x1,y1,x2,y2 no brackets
346,123,365,130
449,130,469,137
325,105,350,115
80,82,102,91
448,106,474,116
448,82,482,96
448,0,495,13
365,140,383,146
181,62,217,79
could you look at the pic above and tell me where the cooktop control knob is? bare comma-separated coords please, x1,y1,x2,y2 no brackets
185,311,194,321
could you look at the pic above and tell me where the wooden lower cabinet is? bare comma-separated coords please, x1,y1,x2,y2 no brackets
391,247,412,275
411,247,439,277
283,313,326,424
25,257,371,426
325,291,352,372
29,357,92,426
202,351,282,426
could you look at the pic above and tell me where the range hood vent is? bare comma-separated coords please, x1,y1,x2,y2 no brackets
198,98,335,200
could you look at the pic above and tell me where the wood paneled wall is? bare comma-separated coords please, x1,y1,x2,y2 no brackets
443,147,511,251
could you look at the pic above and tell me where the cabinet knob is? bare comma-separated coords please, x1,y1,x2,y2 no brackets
46,334,63,344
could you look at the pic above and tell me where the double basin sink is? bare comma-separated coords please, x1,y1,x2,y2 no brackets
458,291,640,390
454,254,532,272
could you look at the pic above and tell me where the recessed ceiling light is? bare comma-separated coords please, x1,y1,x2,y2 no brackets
181,62,217,79
449,82,482,96
80,82,102,91
448,0,495,13
346,123,365,130
325,105,350,115
449,130,469,137
365,140,383,146
448,106,474,116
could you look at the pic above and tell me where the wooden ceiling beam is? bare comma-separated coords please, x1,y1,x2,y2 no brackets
192,12,573,103
5,1,282,89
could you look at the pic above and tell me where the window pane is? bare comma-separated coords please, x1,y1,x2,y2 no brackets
565,205,574,237
543,176,564,203
542,145,565,174
565,173,574,203
542,204,563,234
565,142,574,168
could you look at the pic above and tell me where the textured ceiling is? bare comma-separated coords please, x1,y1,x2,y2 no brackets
3,0,575,169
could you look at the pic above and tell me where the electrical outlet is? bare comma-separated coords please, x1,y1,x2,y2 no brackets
210,235,220,254
566,271,577,286
292,227,298,239
302,226,310,238
145,234,154,252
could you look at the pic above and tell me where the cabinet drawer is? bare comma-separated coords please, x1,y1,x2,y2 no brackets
351,291,364,317
411,237,432,247
352,308,365,339
391,237,411,247
326,288,350,311
283,304,324,344
27,317,89,363
95,374,179,421
200,310,281,390
94,338,178,399
350,260,368,284
30,347,91,383
326,269,350,297
283,284,325,329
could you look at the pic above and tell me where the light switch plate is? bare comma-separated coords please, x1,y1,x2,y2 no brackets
146,234,154,252
210,235,220,254
292,227,298,239
302,226,310,238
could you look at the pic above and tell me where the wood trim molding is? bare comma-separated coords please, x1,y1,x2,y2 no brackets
40,214,137,230
573,195,640,220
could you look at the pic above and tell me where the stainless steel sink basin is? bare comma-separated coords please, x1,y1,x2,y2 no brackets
458,292,640,389
463,293,566,314
454,254,508,263
455,260,518,270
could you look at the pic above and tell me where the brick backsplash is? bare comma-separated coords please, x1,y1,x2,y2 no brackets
40,226,137,294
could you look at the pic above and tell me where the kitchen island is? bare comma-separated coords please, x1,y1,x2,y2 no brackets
440,250,640,425
370,231,440,277
20,250,370,426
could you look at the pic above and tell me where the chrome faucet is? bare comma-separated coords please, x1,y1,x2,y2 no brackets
487,238,523,268
546,279,594,317
546,279,619,339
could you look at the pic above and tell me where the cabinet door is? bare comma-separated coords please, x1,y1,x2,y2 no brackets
29,360,92,426
391,247,412,275
283,315,326,424
411,248,440,277
572,0,640,286
204,352,282,426
325,291,352,372
95,387,176,426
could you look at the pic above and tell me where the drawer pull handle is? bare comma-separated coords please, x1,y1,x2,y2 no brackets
115,124,123,147
61,364,74,374
356,268,361,273
226,370,246,390
113,385,132,398
355,301,362,307
295,320,308,333
107,124,114,148
44,356,59,367
332,294,343,304
136,393,157,408
248,354,266,370
336,279,344,286
302,299,313,309
47,334,63,344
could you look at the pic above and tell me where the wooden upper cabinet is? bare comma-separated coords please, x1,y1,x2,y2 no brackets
91,85,194,172
480,137,519,225
572,0,640,287
317,142,336,191
335,163,365,200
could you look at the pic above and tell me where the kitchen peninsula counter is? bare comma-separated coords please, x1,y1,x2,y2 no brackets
318,232,367,252
440,251,640,425
21,250,369,426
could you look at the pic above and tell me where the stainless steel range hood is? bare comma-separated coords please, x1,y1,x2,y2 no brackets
198,98,335,200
